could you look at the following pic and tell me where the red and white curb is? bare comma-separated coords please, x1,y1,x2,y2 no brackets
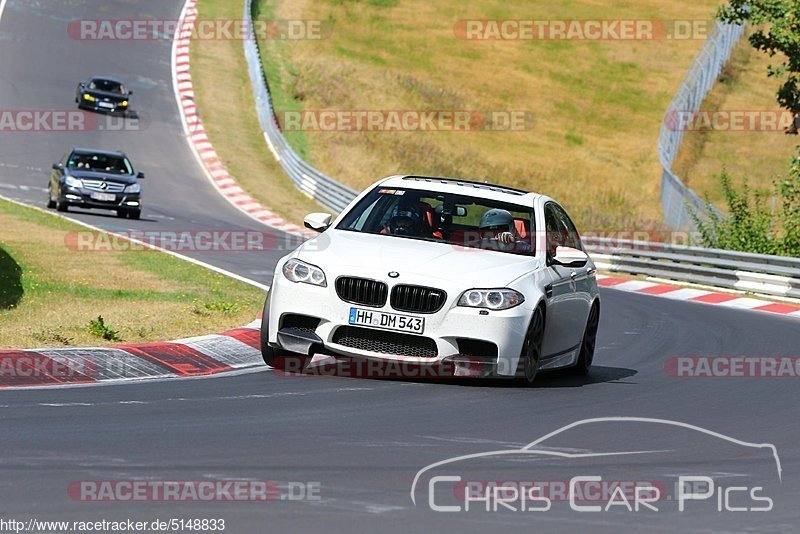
597,274,800,318
4,275,799,389
172,0,314,239
0,320,264,389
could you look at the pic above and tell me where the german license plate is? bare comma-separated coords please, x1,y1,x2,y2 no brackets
90,192,116,202
98,101,114,109
348,307,424,334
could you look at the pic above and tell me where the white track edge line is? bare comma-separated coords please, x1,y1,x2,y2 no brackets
0,366,270,392
0,194,270,291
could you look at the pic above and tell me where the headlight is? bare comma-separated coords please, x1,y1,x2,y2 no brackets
64,175,83,188
458,288,524,311
124,183,141,193
120,100,128,106
83,94,95,102
282,258,327,287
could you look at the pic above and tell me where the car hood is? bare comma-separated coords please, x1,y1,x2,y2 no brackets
295,230,540,286
66,170,137,185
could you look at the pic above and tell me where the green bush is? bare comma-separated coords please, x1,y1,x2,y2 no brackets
692,154,800,256
718,0,800,133
87,315,123,342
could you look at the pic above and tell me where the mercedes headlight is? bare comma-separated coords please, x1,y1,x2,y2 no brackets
124,183,141,193
282,258,326,287
64,175,83,188
458,289,524,311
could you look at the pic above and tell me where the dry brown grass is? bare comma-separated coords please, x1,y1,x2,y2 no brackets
251,0,722,229
191,0,324,223
0,200,265,349
672,34,798,204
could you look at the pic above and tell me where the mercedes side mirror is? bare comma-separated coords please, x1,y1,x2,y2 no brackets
304,212,332,233
52,163,63,171
551,246,589,268
136,171,145,179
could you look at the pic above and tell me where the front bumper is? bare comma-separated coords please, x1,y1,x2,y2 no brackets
267,274,533,378
61,188,141,211
79,99,129,114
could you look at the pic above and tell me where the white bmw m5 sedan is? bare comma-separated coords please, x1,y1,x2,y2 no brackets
261,175,600,385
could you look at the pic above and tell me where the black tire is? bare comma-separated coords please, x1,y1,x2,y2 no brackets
516,306,545,386
47,186,56,209
116,210,128,218
129,210,141,220
572,302,600,376
56,197,68,212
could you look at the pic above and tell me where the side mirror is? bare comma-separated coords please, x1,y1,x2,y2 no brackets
551,246,589,268
303,212,332,233
136,171,145,179
52,163,63,171
128,90,133,95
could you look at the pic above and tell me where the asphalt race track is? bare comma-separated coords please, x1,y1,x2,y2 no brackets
0,0,289,285
1,1,799,532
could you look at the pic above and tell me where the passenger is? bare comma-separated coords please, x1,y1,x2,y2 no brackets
479,209,531,252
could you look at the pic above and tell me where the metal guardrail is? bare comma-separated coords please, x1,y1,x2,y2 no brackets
658,22,745,229
242,0,358,214
584,237,800,300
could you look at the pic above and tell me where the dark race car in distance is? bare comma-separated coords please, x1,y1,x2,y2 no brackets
48,148,145,219
76,77,132,115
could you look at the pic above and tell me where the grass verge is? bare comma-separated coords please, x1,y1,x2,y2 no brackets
250,0,724,230
672,33,798,204
193,0,795,230
0,198,266,349
191,0,324,224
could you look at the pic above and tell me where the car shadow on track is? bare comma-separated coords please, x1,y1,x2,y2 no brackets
441,365,638,389
284,358,637,389
59,207,157,223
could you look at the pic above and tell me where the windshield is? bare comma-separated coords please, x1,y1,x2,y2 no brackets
88,79,125,94
337,187,535,256
67,152,134,175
